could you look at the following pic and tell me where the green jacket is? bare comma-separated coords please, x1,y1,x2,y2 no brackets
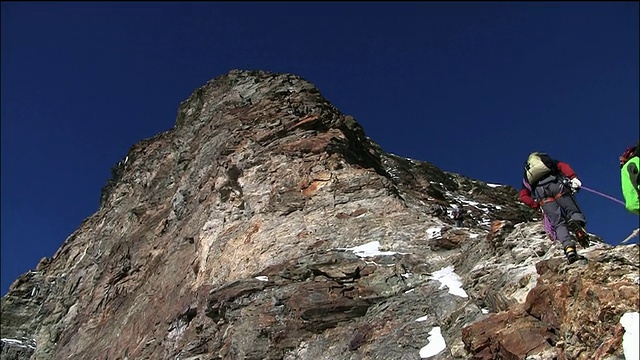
621,156,640,215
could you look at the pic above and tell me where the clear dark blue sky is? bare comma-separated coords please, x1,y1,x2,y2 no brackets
2,2,638,296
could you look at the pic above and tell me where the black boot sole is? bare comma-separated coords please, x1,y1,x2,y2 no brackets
568,221,590,248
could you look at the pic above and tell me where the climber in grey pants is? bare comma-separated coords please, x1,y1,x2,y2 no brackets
534,175,586,250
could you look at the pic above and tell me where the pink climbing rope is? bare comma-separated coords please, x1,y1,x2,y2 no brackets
580,186,626,207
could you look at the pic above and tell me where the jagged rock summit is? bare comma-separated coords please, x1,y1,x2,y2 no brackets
2,70,638,360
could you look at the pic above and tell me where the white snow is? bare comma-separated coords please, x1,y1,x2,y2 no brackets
343,241,398,258
320,200,636,360
1,338,36,350
255,276,269,282
1,338,24,346
455,197,480,207
426,227,442,239
419,327,446,358
620,312,639,360
430,266,468,298
335,243,467,359
487,183,502,188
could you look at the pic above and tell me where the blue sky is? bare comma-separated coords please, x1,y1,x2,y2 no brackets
1,2,638,296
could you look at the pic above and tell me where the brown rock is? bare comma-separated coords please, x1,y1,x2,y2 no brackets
2,70,637,360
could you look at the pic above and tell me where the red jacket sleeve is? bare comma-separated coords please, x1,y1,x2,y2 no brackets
519,187,538,209
556,161,577,179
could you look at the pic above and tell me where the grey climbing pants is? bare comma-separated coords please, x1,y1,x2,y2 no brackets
533,177,587,248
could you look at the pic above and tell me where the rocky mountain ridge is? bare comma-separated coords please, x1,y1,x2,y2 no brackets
2,69,638,360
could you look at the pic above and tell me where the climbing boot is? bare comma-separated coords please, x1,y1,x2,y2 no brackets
564,245,578,264
568,219,590,248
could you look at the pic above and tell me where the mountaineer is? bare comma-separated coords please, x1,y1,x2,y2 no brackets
619,142,639,215
519,152,588,263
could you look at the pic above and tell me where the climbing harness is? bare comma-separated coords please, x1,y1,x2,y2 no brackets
538,192,564,206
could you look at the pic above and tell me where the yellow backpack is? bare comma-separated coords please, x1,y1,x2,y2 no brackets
525,152,554,184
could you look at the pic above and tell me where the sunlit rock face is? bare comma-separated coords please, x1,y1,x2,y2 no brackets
2,70,638,360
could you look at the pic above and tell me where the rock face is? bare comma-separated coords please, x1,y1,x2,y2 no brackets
1,70,638,360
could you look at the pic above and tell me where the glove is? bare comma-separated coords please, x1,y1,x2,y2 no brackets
531,201,540,210
570,178,582,193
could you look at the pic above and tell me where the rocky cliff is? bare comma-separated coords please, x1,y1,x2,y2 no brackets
2,70,638,360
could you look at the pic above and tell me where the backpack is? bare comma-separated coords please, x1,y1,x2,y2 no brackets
525,152,555,184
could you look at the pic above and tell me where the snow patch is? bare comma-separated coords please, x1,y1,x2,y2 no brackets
342,241,398,258
430,266,468,298
419,327,446,358
620,312,639,360
1,338,36,350
426,227,442,239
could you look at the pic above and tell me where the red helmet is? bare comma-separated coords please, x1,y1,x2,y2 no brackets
619,144,638,167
